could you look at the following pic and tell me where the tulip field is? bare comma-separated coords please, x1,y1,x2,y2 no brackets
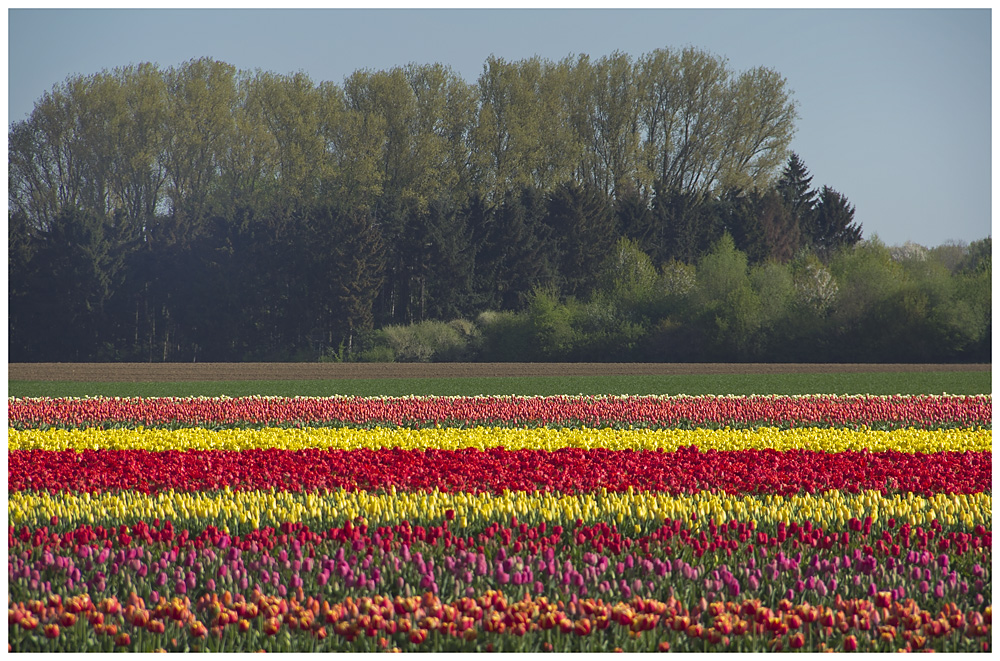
7,385,993,652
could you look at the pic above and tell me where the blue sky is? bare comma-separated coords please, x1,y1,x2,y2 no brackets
7,7,993,247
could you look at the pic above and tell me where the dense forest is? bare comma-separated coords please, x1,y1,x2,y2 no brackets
8,50,991,363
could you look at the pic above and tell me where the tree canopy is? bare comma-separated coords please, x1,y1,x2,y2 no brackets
9,50,986,364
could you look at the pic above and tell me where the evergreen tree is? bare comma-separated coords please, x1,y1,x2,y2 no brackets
8,211,35,360
334,208,386,357
545,181,618,297
813,186,862,259
614,185,655,253
756,189,802,263
419,199,477,322
371,193,418,327
717,188,767,264
181,211,254,361
475,185,555,310
776,152,817,239
18,208,135,360
650,183,721,265
298,203,386,357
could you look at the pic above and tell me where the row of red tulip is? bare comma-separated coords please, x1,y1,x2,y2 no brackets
9,394,991,428
9,447,991,496
10,515,991,563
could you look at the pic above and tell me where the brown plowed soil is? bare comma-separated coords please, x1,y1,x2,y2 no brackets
8,362,991,382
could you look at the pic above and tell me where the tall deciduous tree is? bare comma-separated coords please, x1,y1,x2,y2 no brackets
714,66,798,191
344,67,421,213
246,69,328,218
694,232,763,358
470,56,577,204
317,80,385,213
568,52,645,197
404,62,478,209
159,58,239,240
9,64,168,235
637,47,796,198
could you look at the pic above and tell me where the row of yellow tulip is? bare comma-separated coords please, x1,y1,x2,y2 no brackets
10,488,990,531
8,426,991,453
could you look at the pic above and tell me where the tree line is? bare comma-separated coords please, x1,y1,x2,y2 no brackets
8,50,990,362
357,233,990,364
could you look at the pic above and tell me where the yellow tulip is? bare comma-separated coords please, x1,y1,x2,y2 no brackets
9,426,991,453
9,489,990,531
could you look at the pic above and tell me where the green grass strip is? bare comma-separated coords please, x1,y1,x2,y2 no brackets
7,370,992,397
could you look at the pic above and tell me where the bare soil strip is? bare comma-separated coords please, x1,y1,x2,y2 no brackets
8,363,991,383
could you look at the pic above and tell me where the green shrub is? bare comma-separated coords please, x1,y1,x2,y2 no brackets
374,320,473,362
353,344,396,363
475,310,534,361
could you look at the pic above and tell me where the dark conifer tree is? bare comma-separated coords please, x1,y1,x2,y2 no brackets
776,152,817,239
717,188,767,264
614,186,655,253
8,211,35,361
420,199,477,321
476,185,555,310
372,194,417,327
650,183,720,265
334,209,386,357
17,208,135,360
545,181,618,297
757,189,802,263
813,185,862,259
298,203,386,357
179,212,256,361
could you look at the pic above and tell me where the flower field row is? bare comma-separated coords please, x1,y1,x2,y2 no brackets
10,488,991,531
10,447,990,495
9,392,991,652
9,425,991,453
8,516,991,653
9,394,991,429
10,588,989,653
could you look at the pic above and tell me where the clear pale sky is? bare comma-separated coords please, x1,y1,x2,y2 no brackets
7,6,993,247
